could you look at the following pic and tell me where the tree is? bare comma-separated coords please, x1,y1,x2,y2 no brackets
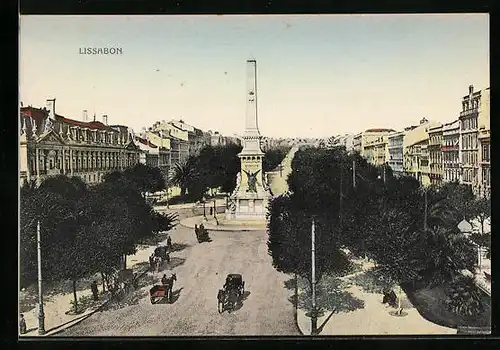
123,163,166,196
170,160,196,197
30,176,92,313
471,196,491,235
262,146,290,173
267,194,351,289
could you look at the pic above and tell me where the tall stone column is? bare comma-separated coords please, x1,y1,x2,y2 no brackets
70,149,74,175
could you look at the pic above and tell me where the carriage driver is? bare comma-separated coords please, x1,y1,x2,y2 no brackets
161,274,168,285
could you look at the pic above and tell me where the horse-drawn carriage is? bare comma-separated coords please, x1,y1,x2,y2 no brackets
154,246,170,262
217,274,245,313
149,273,177,304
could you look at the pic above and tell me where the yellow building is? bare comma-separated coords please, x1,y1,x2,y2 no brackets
403,118,440,186
354,128,395,163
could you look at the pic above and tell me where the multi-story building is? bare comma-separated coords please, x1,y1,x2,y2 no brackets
428,123,443,185
388,131,404,177
403,117,440,186
405,139,431,186
459,85,481,191
20,102,140,186
152,121,190,166
353,133,363,155
442,120,461,183
334,133,354,152
477,87,491,197
356,129,394,165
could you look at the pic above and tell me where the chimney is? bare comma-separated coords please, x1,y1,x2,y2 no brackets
45,98,56,118
469,85,474,95
83,110,88,121
102,114,108,125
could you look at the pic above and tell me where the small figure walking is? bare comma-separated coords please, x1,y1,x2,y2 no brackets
19,314,27,334
149,253,155,270
91,280,99,301
167,235,172,250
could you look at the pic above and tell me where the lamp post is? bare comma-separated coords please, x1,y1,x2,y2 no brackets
202,196,207,220
310,217,318,335
424,187,428,231
36,220,46,335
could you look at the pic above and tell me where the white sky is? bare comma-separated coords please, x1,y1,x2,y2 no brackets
19,14,489,138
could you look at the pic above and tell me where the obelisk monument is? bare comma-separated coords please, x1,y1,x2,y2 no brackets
226,59,270,221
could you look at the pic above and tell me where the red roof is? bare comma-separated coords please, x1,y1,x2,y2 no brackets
20,106,115,132
365,128,396,133
20,107,48,121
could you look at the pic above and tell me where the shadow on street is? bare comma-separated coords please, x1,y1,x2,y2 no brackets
233,291,251,311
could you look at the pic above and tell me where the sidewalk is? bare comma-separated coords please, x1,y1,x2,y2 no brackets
19,238,168,337
296,258,457,335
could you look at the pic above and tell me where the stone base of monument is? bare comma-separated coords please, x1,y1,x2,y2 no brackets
180,215,266,231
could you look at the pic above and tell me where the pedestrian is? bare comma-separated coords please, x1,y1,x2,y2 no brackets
90,280,99,301
19,314,26,335
149,253,155,270
167,235,172,250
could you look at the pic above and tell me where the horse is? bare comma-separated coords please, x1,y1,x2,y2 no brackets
161,273,177,302
217,287,238,313
154,256,163,273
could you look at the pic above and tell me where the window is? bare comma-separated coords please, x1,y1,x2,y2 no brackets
482,144,490,162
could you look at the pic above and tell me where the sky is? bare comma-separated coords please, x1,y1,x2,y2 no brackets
19,14,489,138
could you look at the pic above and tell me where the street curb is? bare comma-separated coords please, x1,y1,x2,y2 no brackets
26,266,151,337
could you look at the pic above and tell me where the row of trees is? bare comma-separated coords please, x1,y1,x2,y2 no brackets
268,146,490,298
20,164,177,313
170,144,290,201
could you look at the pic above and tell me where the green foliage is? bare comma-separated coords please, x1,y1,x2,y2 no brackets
267,145,480,293
170,144,242,200
19,169,177,292
123,163,166,194
262,146,290,173
444,276,485,317
267,194,352,284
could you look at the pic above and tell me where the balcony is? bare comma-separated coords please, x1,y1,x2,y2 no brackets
460,108,478,118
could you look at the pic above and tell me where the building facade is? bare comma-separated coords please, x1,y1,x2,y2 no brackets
459,85,480,191
404,139,431,186
20,104,140,186
442,120,461,183
353,133,363,154
356,129,394,165
428,124,443,185
388,131,404,177
477,87,491,197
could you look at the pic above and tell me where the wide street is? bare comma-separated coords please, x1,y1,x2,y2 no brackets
56,208,298,336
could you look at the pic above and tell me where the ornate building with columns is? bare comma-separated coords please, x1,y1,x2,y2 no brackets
20,106,141,186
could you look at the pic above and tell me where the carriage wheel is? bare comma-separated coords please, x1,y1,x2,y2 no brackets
150,297,155,304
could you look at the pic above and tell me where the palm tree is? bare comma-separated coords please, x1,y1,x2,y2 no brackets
170,161,194,197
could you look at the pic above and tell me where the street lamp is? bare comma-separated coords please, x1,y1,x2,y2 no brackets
310,217,318,335
36,220,46,335
202,196,207,220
